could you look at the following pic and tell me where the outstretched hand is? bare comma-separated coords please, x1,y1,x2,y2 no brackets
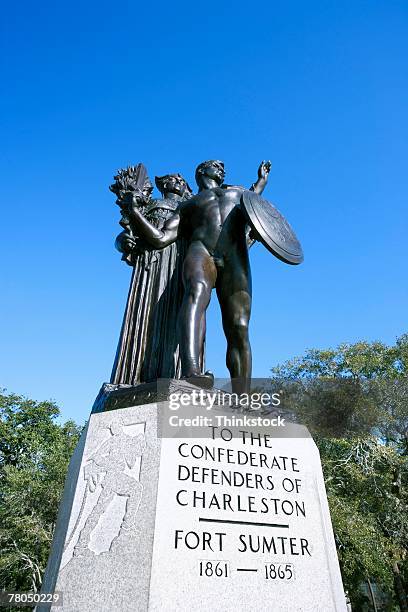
258,160,272,179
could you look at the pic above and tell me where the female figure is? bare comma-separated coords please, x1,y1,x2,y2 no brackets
110,168,196,385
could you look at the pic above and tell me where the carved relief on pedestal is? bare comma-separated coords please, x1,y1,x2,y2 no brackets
61,419,146,567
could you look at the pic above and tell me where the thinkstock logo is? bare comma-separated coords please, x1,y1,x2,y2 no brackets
167,413,286,429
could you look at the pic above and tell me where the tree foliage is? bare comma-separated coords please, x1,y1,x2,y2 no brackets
0,391,82,592
319,437,407,610
0,337,407,609
272,335,408,610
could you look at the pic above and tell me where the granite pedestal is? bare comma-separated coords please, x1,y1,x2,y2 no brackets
39,399,347,612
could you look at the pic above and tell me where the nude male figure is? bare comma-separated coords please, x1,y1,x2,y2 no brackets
129,160,271,393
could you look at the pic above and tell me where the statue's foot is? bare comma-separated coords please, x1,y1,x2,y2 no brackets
182,371,214,389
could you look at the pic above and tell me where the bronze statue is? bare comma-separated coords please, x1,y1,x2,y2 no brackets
127,160,279,394
108,160,303,399
110,165,200,385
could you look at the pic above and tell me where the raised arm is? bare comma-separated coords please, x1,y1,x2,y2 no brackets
250,160,271,195
129,197,180,248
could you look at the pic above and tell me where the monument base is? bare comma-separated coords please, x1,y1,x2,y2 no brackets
40,400,347,612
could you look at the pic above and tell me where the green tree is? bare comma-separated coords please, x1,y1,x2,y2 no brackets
319,437,407,611
0,390,82,592
272,335,408,444
271,336,408,610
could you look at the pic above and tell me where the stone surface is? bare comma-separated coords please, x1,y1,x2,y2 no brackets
40,402,347,612
150,421,346,612
39,404,160,612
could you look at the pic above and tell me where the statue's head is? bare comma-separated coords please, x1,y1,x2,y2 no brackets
195,160,225,187
155,173,192,198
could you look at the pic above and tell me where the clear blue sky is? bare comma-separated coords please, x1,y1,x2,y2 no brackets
1,1,407,424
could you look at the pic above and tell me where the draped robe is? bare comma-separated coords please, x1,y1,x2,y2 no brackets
110,197,204,385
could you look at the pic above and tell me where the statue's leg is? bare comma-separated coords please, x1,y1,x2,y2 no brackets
73,487,114,555
121,481,143,530
198,309,206,372
179,241,216,385
216,251,252,395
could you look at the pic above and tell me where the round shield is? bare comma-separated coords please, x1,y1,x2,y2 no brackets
242,190,303,265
